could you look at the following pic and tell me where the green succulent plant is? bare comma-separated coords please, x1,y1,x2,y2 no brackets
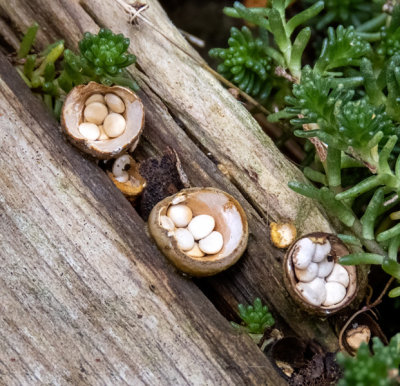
314,25,372,74
209,26,274,99
337,333,400,386
304,0,385,30
209,0,324,104
16,24,138,118
377,5,400,59
231,297,275,335
280,66,398,165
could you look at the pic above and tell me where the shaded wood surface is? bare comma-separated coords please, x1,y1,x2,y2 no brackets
0,0,351,362
0,54,285,385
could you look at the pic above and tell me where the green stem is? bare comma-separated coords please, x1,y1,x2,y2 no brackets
335,175,384,200
356,32,381,42
327,147,341,188
350,218,388,256
340,252,385,265
377,222,400,242
286,1,324,36
32,41,64,78
356,13,387,33
337,234,362,247
16,68,32,88
289,27,310,80
303,167,327,185
17,22,39,59
388,235,400,260
360,187,384,240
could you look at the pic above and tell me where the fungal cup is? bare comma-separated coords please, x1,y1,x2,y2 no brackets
61,82,144,159
284,233,358,315
107,154,146,202
148,187,248,276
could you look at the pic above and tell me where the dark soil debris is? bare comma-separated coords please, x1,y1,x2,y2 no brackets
138,148,187,219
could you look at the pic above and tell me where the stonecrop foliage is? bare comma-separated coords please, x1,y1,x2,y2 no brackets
336,334,400,386
303,0,385,30
231,297,275,335
211,1,400,379
209,26,274,99
16,25,138,118
211,0,400,300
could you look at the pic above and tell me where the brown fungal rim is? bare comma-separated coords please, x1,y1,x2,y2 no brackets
283,232,358,316
107,157,146,201
61,82,145,160
341,313,387,355
148,187,249,277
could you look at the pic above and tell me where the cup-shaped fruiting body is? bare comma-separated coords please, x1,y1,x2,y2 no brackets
61,82,144,159
345,325,371,354
270,222,297,249
340,313,384,355
283,233,358,315
148,187,248,277
107,154,146,202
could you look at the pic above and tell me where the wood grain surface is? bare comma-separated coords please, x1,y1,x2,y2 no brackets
0,53,285,385
0,2,354,381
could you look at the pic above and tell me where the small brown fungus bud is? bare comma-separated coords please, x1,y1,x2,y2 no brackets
345,325,371,353
270,222,297,249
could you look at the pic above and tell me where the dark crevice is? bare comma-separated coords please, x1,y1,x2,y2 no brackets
161,102,271,224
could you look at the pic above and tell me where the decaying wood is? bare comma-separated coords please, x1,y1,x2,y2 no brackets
0,0,349,357
0,54,285,385
1,0,334,232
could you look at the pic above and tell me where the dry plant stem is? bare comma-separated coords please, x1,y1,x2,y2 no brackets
178,29,205,48
338,277,395,352
275,66,298,84
114,0,271,116
365,284,373,305
257,326,273,349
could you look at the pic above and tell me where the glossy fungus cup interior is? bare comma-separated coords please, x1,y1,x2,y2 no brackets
284,233,358,316
148,187,249,277
61,82,144,159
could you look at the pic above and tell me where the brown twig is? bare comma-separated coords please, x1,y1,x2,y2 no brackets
275,66,299,84
338,277,395,353
365,284,373,306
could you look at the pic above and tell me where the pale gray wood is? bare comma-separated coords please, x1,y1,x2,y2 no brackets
0,0,347,352
0,56,285,385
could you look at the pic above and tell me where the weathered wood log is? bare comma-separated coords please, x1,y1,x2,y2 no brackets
0,54,286,385
0,0,350,353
